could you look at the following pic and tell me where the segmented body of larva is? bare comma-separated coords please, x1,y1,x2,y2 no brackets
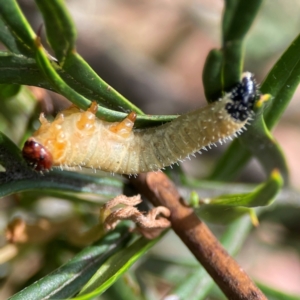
22,72,259,174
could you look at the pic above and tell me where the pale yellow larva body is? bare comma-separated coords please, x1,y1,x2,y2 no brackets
107,100,245,174
23,99,244,174
22,73,258,174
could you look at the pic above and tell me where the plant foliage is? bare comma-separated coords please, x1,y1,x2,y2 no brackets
0,0,299,299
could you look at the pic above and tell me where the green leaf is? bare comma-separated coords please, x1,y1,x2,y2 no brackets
75,234,165,299
0,52,51,87
206,0,275,182
209,34,300,181
0,85,36,148
222,0,263,43
208,140,250,181
0,16,23,54
211,95,289,183
0,171,123,199
0,0,36,54
34,0,143,114
198,205,256,225
0,1,176,126
61,53,144,114
1,1,143,119
0,43,175,126
203,1,263,113
34,42,134,124
34,0,77,62
30,42,178,125
0,130,25,167
221,0,263,90
0,53,176,127
203,0,262,99
257,282,300,300
0,83,20,100
262,34,300,128
239,115,289,183
202,49,224,102
102,276,144,300
9,226,132,300
208,169,283,207
222,40,244,90
196,170,283,224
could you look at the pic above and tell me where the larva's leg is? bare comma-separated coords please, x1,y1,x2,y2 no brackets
33,112,64,137
109,112,137,138
87,101,98,114
31,113,51,136
39,113,49,126
76,101,98,132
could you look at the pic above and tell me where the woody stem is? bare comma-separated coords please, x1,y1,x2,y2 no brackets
129,172,267,300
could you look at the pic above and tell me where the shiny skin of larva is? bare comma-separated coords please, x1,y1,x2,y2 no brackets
25,106,137,172
22,139,53,171
26,98,245,174
126,99,247,174
27,109,99,168
92,99,246,174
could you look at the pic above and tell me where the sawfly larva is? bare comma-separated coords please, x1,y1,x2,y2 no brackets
22,72,259,174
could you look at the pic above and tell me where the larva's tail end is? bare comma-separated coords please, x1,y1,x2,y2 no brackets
22,138,53,171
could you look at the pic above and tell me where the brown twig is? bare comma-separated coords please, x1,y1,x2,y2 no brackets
130,172,267,300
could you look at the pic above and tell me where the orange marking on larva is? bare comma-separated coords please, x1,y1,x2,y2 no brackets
22,73,260,174
127,112,137,122
109,111,136,138
76,101,97,131
87,101,98,114
76,110,96,131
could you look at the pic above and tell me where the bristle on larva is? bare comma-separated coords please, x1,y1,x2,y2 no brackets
22,72,260,174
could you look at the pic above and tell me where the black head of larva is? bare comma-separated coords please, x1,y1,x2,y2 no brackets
225,72,260,122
